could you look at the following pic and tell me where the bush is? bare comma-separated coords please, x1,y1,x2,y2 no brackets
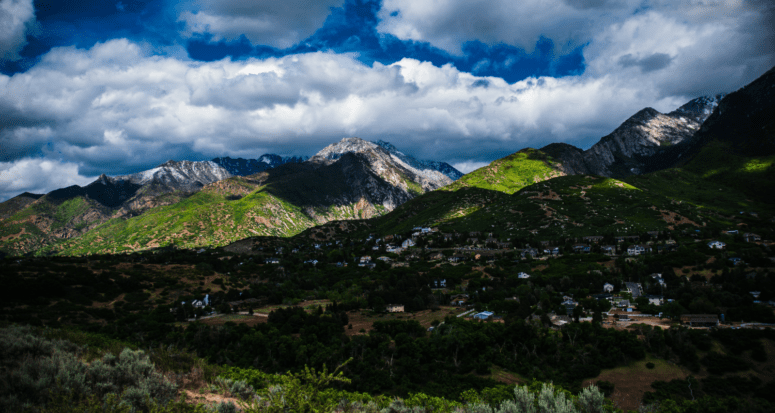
646,362,655,369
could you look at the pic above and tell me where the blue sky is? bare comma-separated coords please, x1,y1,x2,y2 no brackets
0,0,773,200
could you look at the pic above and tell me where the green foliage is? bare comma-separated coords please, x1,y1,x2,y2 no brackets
445,149,564,195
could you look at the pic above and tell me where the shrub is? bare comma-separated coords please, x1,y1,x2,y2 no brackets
646,362,655,369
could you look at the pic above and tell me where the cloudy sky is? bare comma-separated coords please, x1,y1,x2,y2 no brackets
0,0,773,201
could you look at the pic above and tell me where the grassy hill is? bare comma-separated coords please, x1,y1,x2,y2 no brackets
443,148,564,194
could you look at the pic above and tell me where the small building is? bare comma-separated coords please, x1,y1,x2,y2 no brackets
646,295,664,306
603,283,614,293
402,239,415,248
265,258,280,264
472,311,494,321
517,272,531,279
624,282,643,298
680,314,719,327
601,245,616,255
729,257,743,266
707,240,726,249
386,304,404,313
583,236,605,243
627,245,648,255
743,233,761,242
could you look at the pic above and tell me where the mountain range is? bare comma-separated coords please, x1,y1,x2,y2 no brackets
1,65,773,256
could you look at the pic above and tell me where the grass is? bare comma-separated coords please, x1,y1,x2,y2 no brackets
444,148,564,194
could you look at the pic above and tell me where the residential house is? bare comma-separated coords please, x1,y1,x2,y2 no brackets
583,236,605,243
601,245,616,255
386,304,405,313
646,295,664,306
744,233,761,242
402,239,415,248
750,291,761,299
431,279,447,288
517,272,531,279
729,257,743,266
265,258,280,264
472,311,494,321
624,282,643,298
428,252,444,261
377,256,392,262
603,283,614,293
707,240,726,249
627,245,649,255
358,256,372,267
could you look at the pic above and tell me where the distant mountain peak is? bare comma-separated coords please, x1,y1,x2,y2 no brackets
212,155,306,176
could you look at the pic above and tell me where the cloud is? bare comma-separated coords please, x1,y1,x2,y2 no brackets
452,161,489,174
180,0,344,49
0,158,95,200
0,0,35,61
618,53,672,73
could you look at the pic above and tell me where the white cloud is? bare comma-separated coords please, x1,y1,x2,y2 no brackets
179,0,344,49
453,161,489,174
0,0,35,61
0,158,95,200
0,34,771,200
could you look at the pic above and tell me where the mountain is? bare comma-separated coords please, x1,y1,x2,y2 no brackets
212,155,306,176
309,137,456,193
443,148,565,194
373,140,463,181
544,95,723,178
0,160,231,255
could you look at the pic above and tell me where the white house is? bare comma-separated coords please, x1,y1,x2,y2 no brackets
603,283,614,293
707,240,726,249
402,239,415,248
627,245,647,255
517,272,531,279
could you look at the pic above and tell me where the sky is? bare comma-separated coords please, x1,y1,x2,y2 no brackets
0,0,773,201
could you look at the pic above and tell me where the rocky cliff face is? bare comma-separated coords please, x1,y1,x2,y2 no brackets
373,140,463,181
212,155,306,176
115,160,231,192
309,137,455,193
543,95,724,178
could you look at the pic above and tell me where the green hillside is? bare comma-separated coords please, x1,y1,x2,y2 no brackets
44,178,317,255
443,148,564,194
680,140,775,204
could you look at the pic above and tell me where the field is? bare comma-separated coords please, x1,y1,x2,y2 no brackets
583,355,691,411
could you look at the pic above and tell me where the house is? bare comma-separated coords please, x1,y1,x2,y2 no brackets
725,230,739,235
680,314,719,327
729,257,743,266
562,299,578,315
592,293,613,301
265,258,280,264
431,279,447,288
624,282,643,298
657,244,677,253
358,256,372,267
429,252,444,261
522,248,539,258
603,283,614,293
304,259,319,265
583,236,605,243
472,311,494,321
498,242,512,249
442,233,455,241
517,272,531,279
386,304,404,313
377,256,391,262
601,245,616,255
335,262,348,268
646,295,664,306
707,240,726,249
627,245,648,255
449,255,466,263
572,244,588,252
552,247,560,255
744,233,761,242
402,239,415,248
750,291,761,299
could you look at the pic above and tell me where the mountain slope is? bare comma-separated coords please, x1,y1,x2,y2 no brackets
309,137,455,193
0,161,231,255
212,155,306,176
544,95,723,178
43,149,443,255
443,148,565,194
373,140,463,181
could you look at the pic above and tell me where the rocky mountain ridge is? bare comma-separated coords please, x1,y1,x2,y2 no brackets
212,155,306,176
542,94,724,178
309,137,456,193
